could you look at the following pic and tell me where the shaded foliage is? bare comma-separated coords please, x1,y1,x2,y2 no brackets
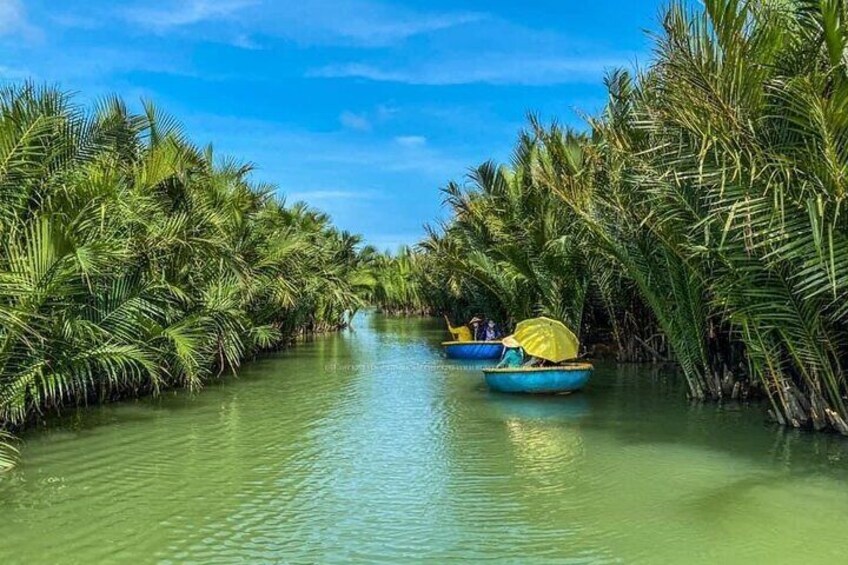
0,85,371,469
408,0,848,433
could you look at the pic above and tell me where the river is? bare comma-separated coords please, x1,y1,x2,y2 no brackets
2,313,848,563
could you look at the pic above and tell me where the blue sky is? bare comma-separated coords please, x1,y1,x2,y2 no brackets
0,0,664,250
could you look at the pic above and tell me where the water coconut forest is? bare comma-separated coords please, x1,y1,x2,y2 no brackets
5,0,848,562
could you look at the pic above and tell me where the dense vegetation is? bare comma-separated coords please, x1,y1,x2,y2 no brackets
401,0,848,434
6,0,848,470
0,85,378,470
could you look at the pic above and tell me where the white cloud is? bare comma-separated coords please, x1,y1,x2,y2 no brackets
339,111,372,131
395,135,426,147
123,0,259,30
117,0,482,46
376,104,399,120
20,46,194,83
0,0,41,41
230,34,261,50
176,112,477,248
261,1,485,47
0,0,24,32
181,112,471,180
311,55,633,86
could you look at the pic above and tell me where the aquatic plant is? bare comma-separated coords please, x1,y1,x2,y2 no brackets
420,135,593,331
415,0,848,432
0,84,372,469
364,246,428,315
591,0,848,428
0,431,16,472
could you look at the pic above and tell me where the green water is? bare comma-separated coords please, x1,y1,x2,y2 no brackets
2,313,848,564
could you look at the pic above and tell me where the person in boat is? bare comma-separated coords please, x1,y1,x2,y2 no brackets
497,336,524,368
525,355,551,367
469,316,484,340
483,319,502,341
444,315,473,342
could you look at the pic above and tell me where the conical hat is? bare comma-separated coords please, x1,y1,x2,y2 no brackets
502,335,521,348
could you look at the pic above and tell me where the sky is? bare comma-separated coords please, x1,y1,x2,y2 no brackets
0,0,665,250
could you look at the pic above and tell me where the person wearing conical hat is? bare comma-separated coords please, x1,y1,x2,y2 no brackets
497,335,525,368
469,316,484,340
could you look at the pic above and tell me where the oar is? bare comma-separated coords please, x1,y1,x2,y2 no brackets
443,314,454,331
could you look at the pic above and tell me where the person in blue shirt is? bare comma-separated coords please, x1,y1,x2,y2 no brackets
483,319,502,341
497,335,525,368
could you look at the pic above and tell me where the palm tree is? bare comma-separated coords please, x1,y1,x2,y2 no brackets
613,0,848,427
407,0,848,431
423,135,593,330
0,431,16,472
0,84,375,470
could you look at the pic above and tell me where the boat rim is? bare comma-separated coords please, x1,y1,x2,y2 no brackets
441,341,504,346
483,363,594,374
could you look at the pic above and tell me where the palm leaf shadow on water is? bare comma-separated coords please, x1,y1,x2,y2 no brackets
5,313,848,562
5,330,360,451
580,363,848,484
8,356,280,438
0,432,18,473
680,472,792,514
441,344,848,488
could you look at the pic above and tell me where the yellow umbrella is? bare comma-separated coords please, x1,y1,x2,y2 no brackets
512,317,579,363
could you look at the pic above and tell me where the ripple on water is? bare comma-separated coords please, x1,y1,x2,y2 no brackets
3,314,848,563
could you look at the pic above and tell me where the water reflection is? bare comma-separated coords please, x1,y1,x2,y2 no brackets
487,393,591,423
2,314,848,564
504,419,585,475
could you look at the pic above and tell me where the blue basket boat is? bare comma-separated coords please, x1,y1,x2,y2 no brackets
442,341,505,360
482,363,593,394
